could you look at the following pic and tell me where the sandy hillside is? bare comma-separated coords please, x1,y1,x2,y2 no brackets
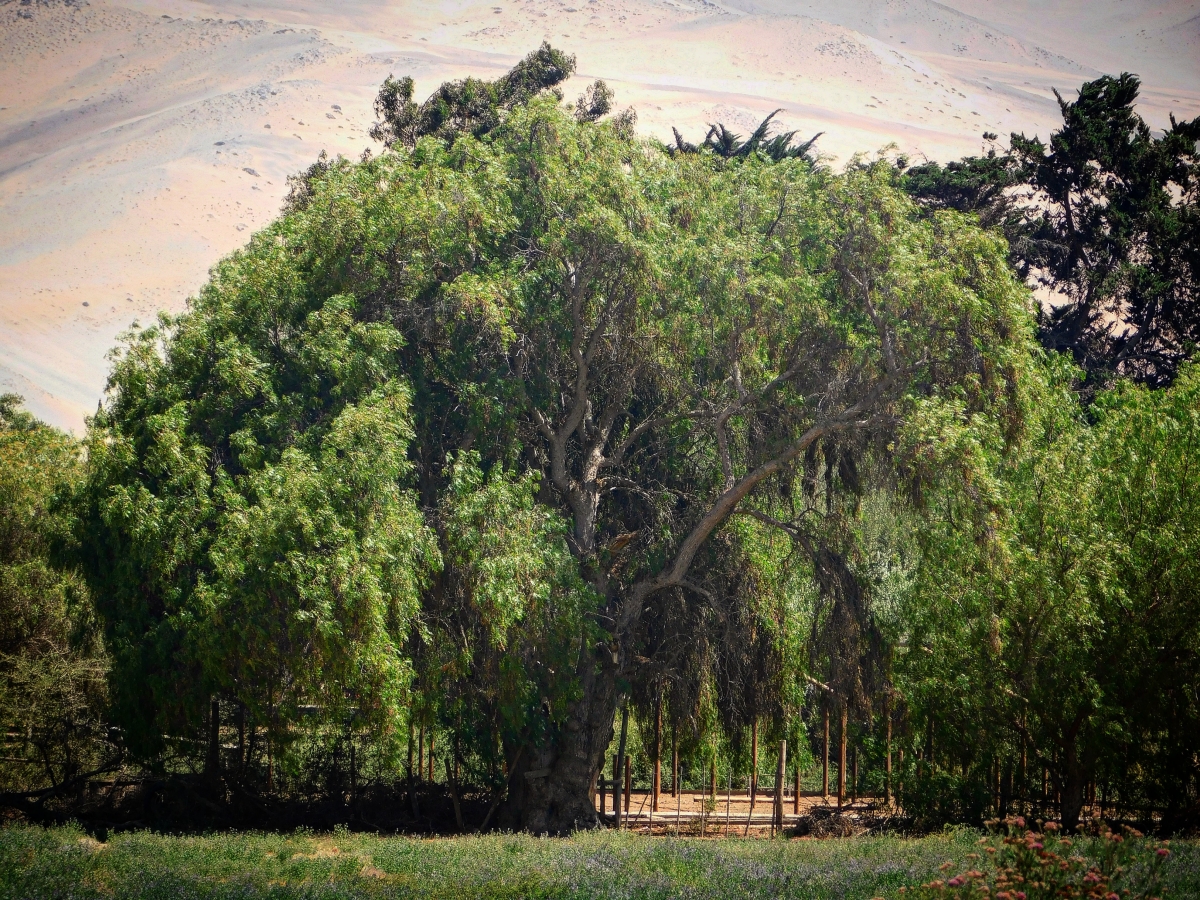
2,0,1198,431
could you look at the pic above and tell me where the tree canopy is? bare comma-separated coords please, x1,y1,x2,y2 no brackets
1,50,1192,837
72,64,1044,829
904,73,1200,388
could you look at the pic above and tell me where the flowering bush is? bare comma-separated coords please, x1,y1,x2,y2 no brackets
886,817,1171,900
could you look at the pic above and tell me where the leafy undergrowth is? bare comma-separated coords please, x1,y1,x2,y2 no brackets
898,818,1177,900
0,824,1196,900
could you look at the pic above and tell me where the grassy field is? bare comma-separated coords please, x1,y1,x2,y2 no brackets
1,824,1197,900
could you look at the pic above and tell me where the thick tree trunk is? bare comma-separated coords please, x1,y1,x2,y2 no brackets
1060,747,1088,834
500,654,619,833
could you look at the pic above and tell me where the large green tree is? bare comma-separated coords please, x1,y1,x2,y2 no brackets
78,51,1040,828
264,98,1036,829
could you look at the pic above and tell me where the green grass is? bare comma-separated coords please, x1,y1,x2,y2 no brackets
1,824,1197,899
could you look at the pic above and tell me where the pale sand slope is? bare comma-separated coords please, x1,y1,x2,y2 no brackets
2,0,1197,431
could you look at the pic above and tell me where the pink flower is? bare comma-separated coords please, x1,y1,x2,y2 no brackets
948,876,964,887
1156,848,1170,857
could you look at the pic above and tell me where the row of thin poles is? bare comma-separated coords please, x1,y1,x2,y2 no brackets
600,739,792,836
602,698,897,829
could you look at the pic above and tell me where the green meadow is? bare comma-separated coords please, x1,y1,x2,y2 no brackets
2,826,1198,900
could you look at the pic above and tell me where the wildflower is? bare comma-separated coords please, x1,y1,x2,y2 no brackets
948,876,964,887
1156,848,1170,857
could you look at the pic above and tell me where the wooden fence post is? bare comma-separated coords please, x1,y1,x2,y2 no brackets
206,697,221,775
612,754,620,817
615,700,629,827
725,770,732,837
408,719,415,781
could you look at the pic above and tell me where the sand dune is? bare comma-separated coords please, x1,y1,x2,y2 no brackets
2,0,1197,431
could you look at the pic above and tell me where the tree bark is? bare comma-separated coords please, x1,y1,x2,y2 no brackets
501,655,620,833
1060,746,1088,833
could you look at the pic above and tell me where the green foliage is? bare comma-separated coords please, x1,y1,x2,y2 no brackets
0,396,109,795
904,73,1200,387
893,357,1200,831
670,109,823,161
370,43,577,148
901,818,1171,900
73,268,436,764
420,454,598,779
